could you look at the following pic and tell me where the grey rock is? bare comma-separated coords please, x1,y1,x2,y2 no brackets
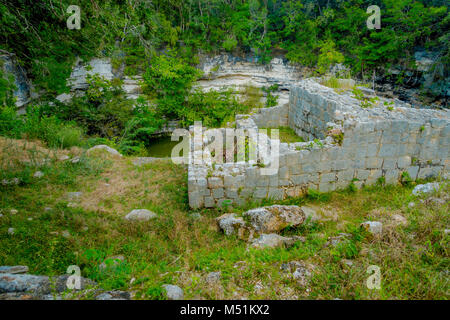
190,212,202,220
0,274,50,294
33,171,44,178
96,293,113,300
412,183,441,196
67,192,83,200
87,145,122,157
325,233,352,247
41,294,63,300
243,205,306,233
61,230,71,239
250,234,299,249
162,284,184,300
7,228,15,235
206,272,221,284
58,155,70,161
70,157,81,164
216,213,245,236
361,221,383,235
301,206,320,222
55,93,72,104
0,266,29,274
96,291,130,300
124,209,157,222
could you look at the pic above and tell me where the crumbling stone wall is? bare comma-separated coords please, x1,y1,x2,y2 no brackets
188,79,449,209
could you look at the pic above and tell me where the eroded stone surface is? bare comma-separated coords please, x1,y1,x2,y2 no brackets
243,205,306,233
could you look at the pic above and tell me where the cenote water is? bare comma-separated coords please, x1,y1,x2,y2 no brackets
146,136,182,158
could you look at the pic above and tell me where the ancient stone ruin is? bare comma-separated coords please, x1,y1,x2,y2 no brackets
188,79,450,209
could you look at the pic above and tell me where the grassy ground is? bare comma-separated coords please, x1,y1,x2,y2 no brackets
0,137,448,300
261,127,305,143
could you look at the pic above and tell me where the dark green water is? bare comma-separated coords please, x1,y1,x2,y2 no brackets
146,136,182,158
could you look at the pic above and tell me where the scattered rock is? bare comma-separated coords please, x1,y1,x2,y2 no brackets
281,261,312,286
0,214,3,218
1,178,20,186
67,192,83,201
408,202,415,208
44,207,52,212
425,197,447,206
190,212,202,220
61,230,71,239
58,155,70,161
162,284,184,300
292,266,311,286
70,157,81,164
95,293,113,300
67,202,78,208
87,145,122,157
7,228,15,235
391,214,408,227
95,291,130,300
0,266,29,274
10,209,18,215
55,93,72,104
124,209,157,222
243,205,306,233
445,229,450,235
33,171,44,178
99,255,125,270
340,259,354,268
41,294,62,300
361,221,383,235
250,234,301,249
301,206,320,222
325,233,352,247
0,274,50,294
205,272,221,285
216,213,246,236
412,183,441,196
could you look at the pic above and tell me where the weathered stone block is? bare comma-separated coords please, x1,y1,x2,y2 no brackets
208,177,223,189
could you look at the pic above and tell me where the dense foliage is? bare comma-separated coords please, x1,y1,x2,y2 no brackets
1,0,448,91
0,0,448,154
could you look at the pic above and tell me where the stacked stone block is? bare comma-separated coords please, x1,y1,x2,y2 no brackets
188,79,450,209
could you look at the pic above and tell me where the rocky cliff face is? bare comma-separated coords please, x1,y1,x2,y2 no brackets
196,53,305,108
376,49,449,109
0,53,32,113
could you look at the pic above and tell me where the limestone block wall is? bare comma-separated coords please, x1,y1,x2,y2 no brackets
188,79,450,209
249,104,289,128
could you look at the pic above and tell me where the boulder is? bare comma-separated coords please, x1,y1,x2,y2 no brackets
124,209,157,222
0,266,29,274
216,213,246,236
162,284,184,300
250,234,302,249
87,145,122,157
242,205,306,233
361,221,383,235
412,183,441,196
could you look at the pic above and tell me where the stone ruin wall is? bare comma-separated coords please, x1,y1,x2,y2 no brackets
188,79,450,209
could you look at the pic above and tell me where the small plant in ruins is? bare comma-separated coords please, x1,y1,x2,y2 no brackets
352,88,379,109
